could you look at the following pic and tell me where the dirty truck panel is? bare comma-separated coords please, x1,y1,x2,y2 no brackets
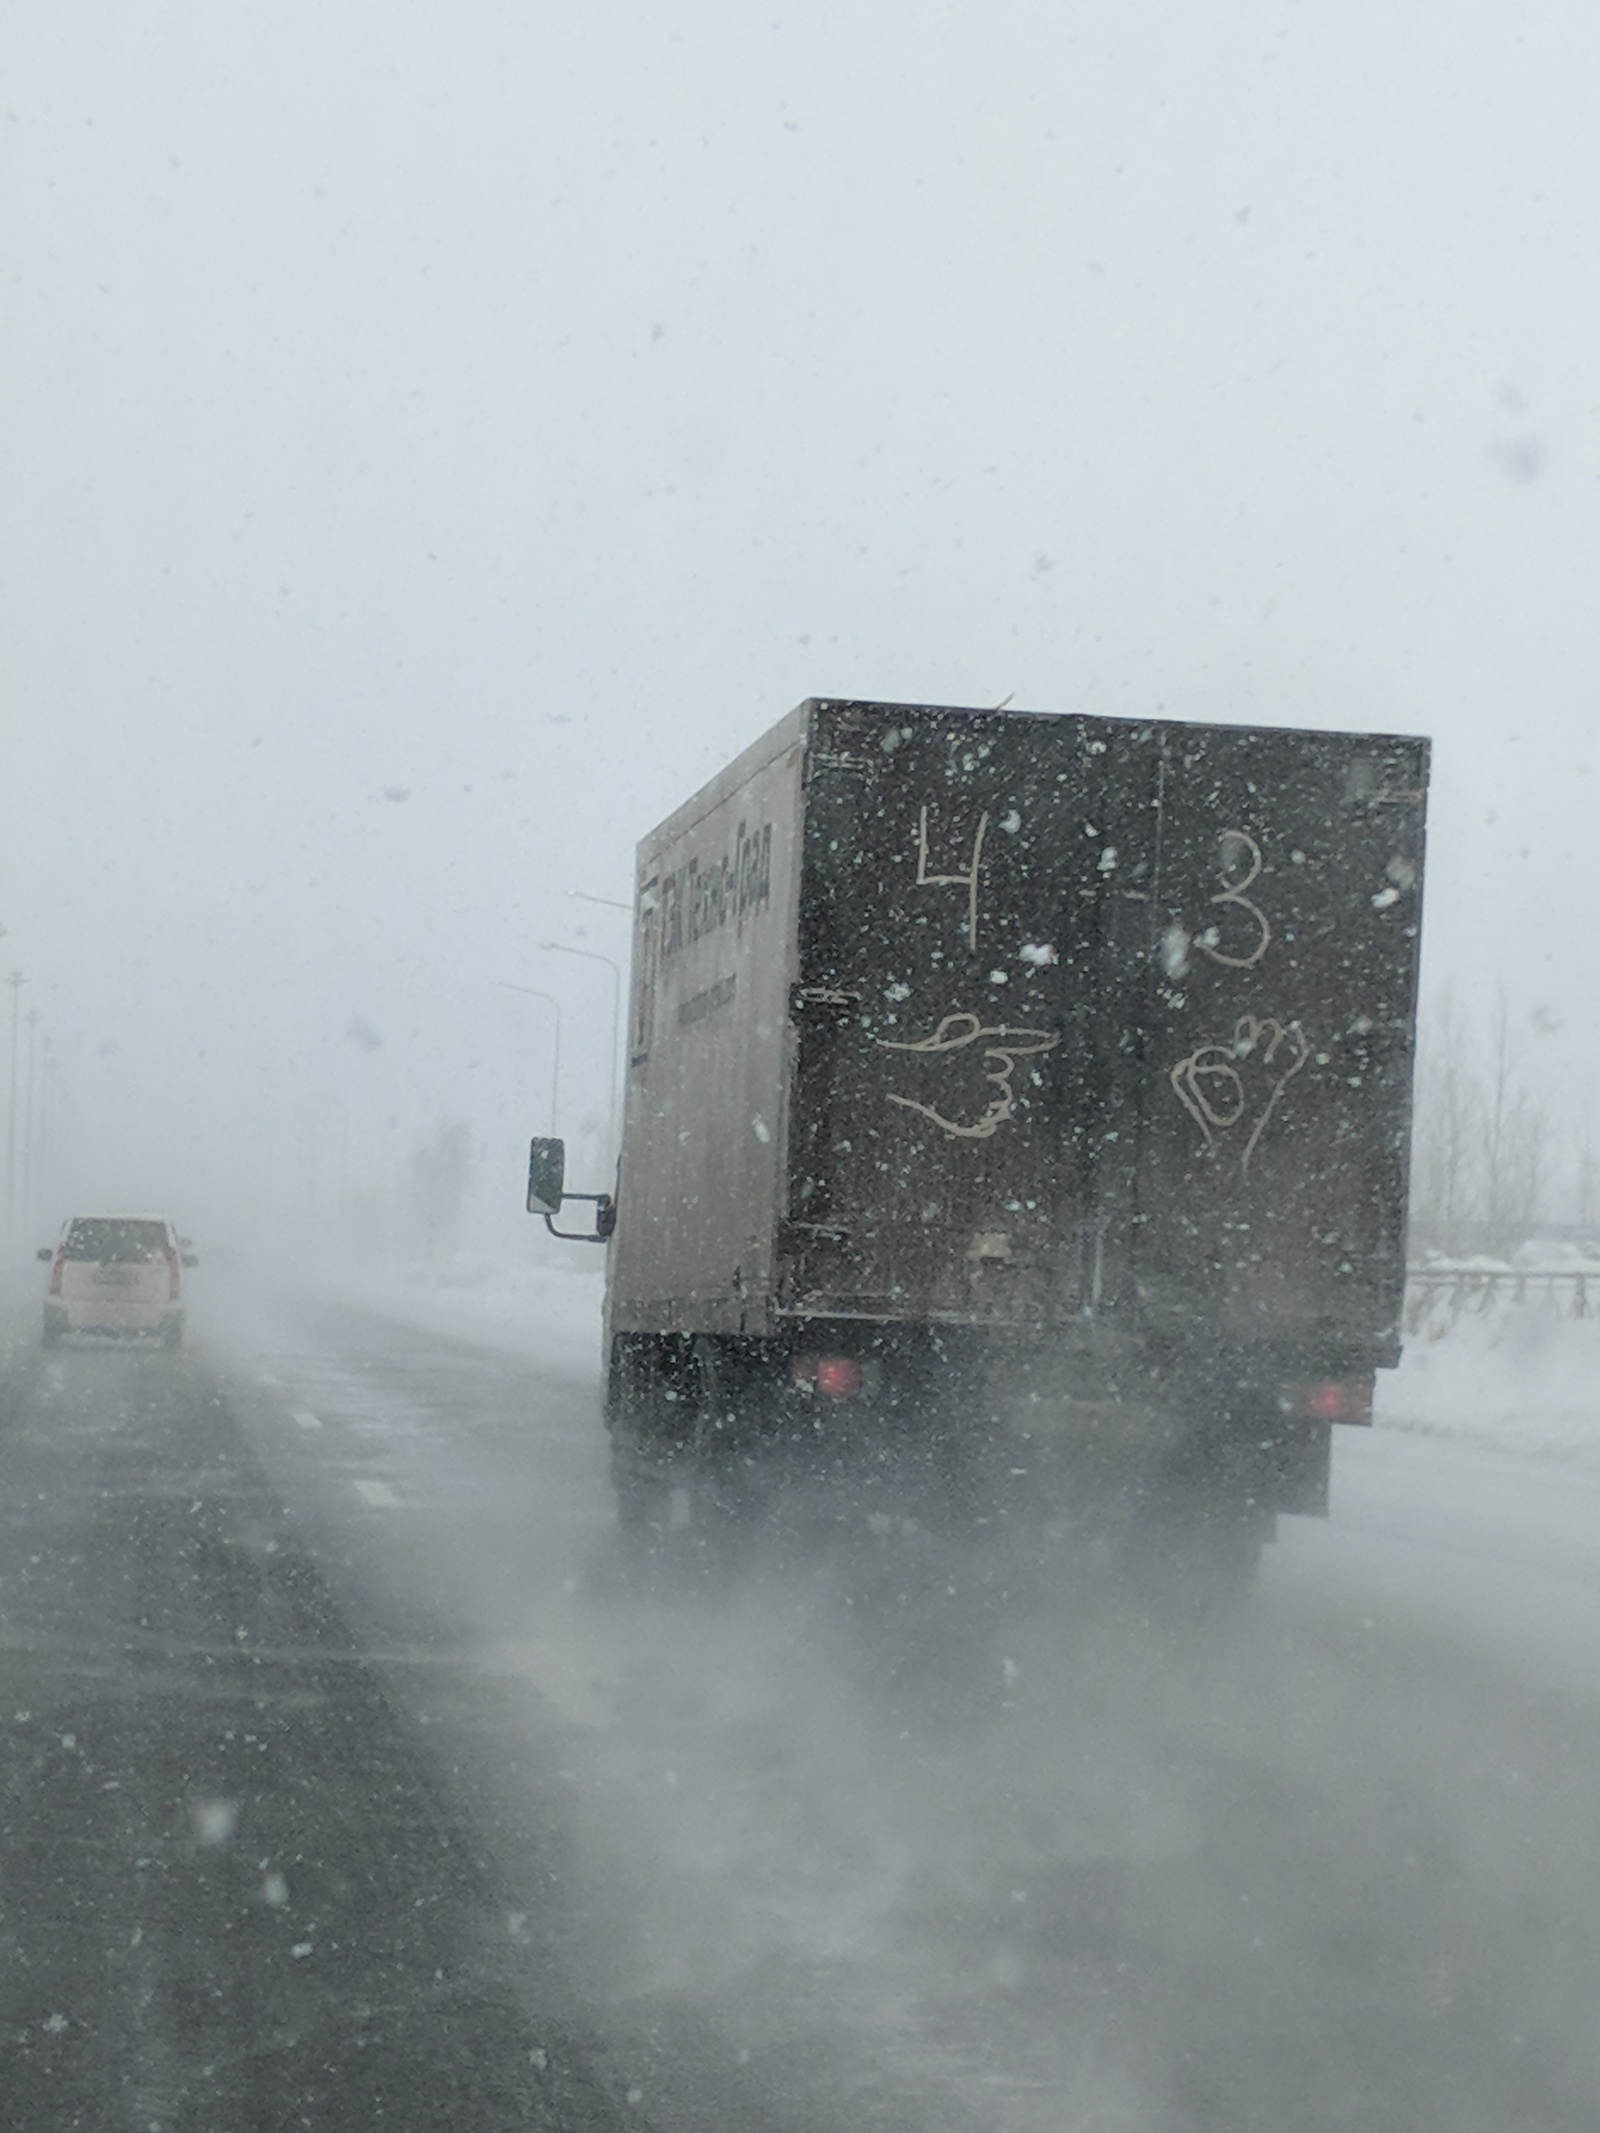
609,706,807,1334
611,699,1426,1369
588,695,1426,1547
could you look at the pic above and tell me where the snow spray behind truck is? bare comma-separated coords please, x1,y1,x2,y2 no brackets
529,698,1428,1565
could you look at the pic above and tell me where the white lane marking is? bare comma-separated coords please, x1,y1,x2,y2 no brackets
352,1478,400,1508
290,1408,323,1432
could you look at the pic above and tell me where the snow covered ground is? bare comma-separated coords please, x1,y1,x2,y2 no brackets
321,1246,1600,1471
1383,1250,1600,1469
313,1250,607,1382
1381,1320,1600,1467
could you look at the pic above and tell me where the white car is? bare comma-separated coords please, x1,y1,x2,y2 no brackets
39,1214,197,1348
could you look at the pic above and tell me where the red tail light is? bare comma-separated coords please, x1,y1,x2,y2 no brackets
1293,1377,1373,1424
49,1248,64,1297
790,1354,864,1399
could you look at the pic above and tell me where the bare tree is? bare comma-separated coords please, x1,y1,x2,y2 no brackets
1410,985,1483,1254
1481,985,1548,1250
1575,1125,1599,1233
1410,982,1552,1255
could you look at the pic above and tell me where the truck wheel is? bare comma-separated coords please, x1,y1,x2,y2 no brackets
1182,1521,1262,1606
692,1455,764,1535
614,1464,671,1539
686,1339,766,1550
1142,1497,1264,1609
607,1336,679,1541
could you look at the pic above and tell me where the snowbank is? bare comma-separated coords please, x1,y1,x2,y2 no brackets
323,1252,606,1382
1380,1275,1600,1469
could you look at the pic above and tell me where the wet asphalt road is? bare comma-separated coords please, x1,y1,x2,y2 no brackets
4,1275,1600,2132
0,1318,633,2132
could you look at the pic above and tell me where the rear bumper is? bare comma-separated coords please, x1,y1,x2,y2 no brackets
44,1302,183,1340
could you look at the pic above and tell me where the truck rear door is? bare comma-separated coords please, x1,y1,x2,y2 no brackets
781,702,1426,1361
1126,724,1427,1360
783,699,1142,1323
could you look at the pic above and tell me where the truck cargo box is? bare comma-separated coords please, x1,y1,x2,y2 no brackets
608,699,1427,1377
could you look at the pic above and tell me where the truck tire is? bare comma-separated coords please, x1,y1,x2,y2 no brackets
1176,1519,1263,1607
613,1461,672,1538
685,1338,766,1551
607,1335,685,1543
1137,1487,1266,1609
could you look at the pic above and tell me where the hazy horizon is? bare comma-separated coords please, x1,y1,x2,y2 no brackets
5,1,1597,1247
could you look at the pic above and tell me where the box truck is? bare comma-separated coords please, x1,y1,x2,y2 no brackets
529,697,1427,1571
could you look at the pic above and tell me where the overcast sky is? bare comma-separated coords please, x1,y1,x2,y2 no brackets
3,1,1597,1241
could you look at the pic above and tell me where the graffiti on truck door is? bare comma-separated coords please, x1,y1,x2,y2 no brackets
1163,823,1316,1178
913,804,990,951
1170,1014,1310,1178
1195,829,1272,969
876,1013,1061,1140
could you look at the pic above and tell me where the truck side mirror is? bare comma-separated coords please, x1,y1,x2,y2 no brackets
36,1246,53,1262
527,1136,567,1216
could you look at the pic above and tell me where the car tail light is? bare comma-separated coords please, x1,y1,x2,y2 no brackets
1293,1376,1373,1425
49,1248,64,1297
790,1354,864,1399
815,1357,862,1398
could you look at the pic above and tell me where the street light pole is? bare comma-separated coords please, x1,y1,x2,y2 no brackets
540,941,621,1150
22,1008,40,1220
35,1034,53,1216
566,889,632,913
5,972,25,1232
492,983,563,1132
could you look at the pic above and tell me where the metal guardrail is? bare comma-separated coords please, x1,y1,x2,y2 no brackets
1404,1267,1596,1332
1408,1222,1600,1255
